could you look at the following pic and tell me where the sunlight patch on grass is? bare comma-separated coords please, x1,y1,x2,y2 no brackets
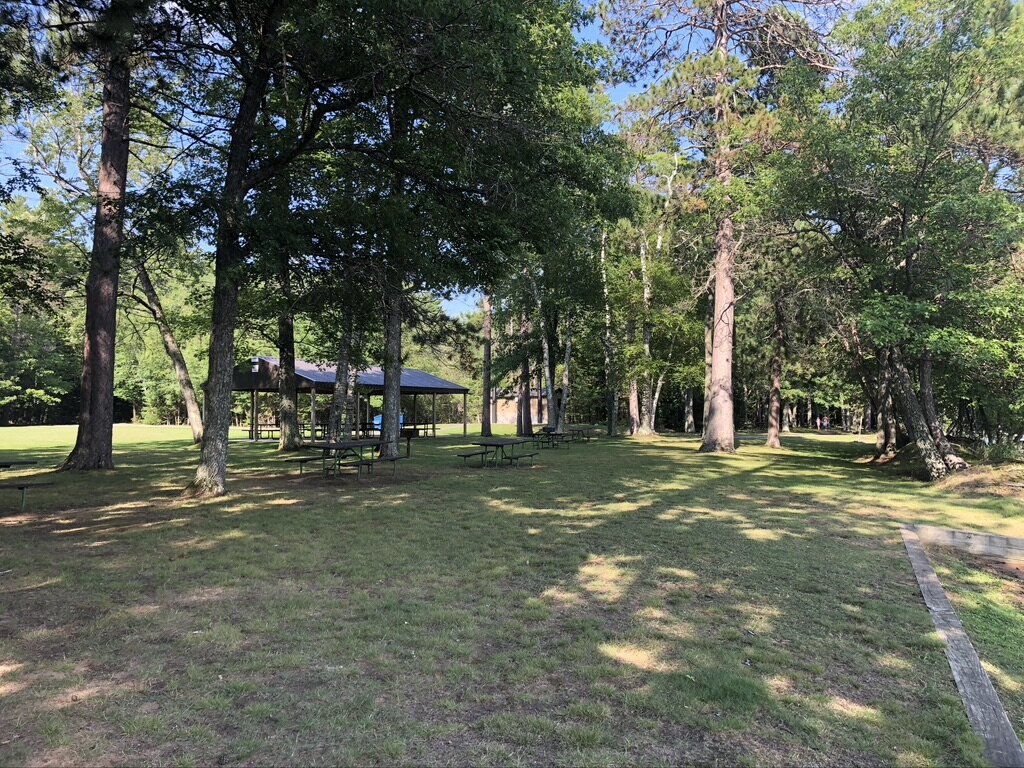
599,642,676,673
578,555,641,603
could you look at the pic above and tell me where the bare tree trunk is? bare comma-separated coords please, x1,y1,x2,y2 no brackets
782,402,791,432
134,261,203,443
628,379,641,435
517,314,533,437
599,230,617,437
919,349,968,471
328,313,353,443
703,293,713,433
699,0,736,454
63,53,130,471
380,289,403,458
481,294,493,437
277,258,302,451
888,349,948,481
875,353,897,458
766,300,784,449
556,313,572,432
634,239,656,437
190,8,283,495
684,389,695,433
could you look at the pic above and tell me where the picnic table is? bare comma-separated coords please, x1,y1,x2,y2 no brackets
0,460,51,511
470,438,535,467
566,425,596,442
534,427,568,449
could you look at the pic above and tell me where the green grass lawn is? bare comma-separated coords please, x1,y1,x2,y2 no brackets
926,547,1024,746
1,424,1022,766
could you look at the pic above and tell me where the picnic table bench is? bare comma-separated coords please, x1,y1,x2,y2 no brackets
470,438,535,468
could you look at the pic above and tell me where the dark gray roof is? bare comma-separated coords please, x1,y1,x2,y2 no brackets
233,356,469,395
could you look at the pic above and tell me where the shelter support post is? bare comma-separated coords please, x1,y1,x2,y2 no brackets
413,393,417,428
250,390,257,440
463,392,468,436
310,390,317,440
431,393,437,438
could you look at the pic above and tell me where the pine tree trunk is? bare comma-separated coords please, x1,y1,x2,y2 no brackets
380,289,403,458
481,295,492,437
919,349,968,471
135,261,203,443
702,293,713,433
62,53,130,471
684,390,695,433
888,349,948,481
699,0,736,454
782,402,791,432
328,314,353,443
765,300,784,449
599,230,617,437
277,261,302,451
517,315,533,437
628,379,640,435
189,8,283,496
875,353,897,458
556,315,572,432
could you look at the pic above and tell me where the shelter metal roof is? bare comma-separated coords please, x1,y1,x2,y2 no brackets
233,356,469,395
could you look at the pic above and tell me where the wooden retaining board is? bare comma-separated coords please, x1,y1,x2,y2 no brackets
901,526,1024,767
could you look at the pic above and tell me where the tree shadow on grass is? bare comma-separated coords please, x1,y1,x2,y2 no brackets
0,431,1013,765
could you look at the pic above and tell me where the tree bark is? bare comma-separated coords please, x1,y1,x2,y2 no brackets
328,313,354,443
703,292,713,433
62,53,130,471
277,258,302,451
628,379,640,435
699,0,736,455
875,353,897,458
134,261,203,443
481,294,493,437
684,389,695,433
556,313,572,432
765,301,784,449
634,239,656,437
380,289,403,458
599,229,618,437
888,349,948,481
919,349,968,471
189,5,284,496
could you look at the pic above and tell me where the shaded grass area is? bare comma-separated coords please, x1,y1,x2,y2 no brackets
926,546,1024,745
1,424,1022,766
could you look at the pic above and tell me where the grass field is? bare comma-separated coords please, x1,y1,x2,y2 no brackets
926,547,1024,745
1,424,1022,766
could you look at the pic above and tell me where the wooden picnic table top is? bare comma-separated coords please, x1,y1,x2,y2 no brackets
473,438,531,447
0,460,39,469
321,439,382,451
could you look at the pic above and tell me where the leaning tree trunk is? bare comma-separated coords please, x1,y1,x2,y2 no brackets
765,311,784,450
62,53,130,471
380,289,403,459
277,260,302,451
919,349,968,472
481,294,493,438
135,261,203,443
888,349,948,481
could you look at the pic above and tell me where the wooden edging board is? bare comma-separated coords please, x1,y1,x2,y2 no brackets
900,526,1024,767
